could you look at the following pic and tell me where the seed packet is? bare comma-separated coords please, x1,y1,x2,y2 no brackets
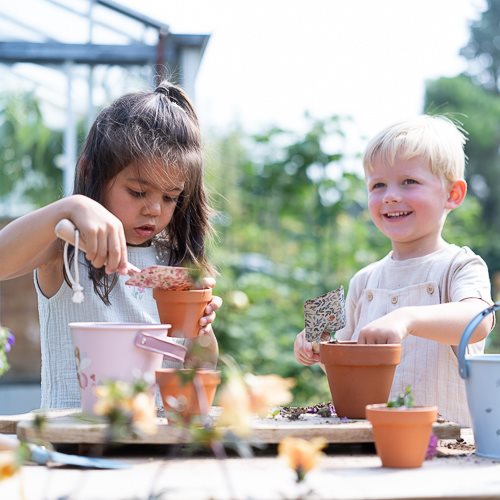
125,265,193,290
304,286,346,346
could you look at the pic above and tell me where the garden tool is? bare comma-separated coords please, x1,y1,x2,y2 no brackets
30,444,129,469
304,286,346,353
55,219,195,298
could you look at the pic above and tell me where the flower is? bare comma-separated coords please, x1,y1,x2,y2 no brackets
0,451,18,481
93,378,157,439
425,433,438,460
0,436,22,483
0,326,15,378
217,374,253,436
244,374,295,417
278,437,327,483
129,391,157,436
218,369,294,437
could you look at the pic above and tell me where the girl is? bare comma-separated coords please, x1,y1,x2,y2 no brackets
0,80,222,409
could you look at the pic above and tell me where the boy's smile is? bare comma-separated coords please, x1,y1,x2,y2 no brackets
383,210,412,219
366,155,463,260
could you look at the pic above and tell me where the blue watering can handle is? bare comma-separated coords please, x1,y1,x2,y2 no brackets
458,302,499,379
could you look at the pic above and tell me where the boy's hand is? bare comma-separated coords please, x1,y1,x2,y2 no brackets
357,309,409,344
294,329,321,365
198,277,222,336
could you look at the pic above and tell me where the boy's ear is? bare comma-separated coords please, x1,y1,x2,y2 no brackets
446,179,467,209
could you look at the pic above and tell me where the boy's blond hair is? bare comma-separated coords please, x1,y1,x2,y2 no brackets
363,115,467,183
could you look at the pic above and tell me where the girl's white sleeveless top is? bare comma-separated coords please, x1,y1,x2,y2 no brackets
34,245,184,409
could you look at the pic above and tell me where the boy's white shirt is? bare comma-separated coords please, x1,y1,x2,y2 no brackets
35,244,185,409
335,243,492,426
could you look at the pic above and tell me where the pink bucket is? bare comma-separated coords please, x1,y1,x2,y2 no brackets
69,322,187,414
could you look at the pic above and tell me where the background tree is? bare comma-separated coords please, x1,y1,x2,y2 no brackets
424,0,500,283
207,116,387,403
1,84,496,404
460,0,500,94
0,92,64,207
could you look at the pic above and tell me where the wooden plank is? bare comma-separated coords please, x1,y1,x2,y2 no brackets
0,409,77,435
14,410,461,445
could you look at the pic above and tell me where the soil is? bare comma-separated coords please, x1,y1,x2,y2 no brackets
279,402,337,420
437,437,475,456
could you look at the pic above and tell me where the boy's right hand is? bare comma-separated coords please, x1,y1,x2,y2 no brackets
294,329,321,366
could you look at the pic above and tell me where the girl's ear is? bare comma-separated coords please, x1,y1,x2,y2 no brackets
446,179,467,209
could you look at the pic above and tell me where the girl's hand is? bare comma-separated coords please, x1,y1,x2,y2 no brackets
66,195,129,275
198,277,223,336
294,329,321,366
357,309,409,344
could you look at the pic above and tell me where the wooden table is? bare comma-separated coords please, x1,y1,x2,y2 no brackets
0,429,498,500
1,408,460,445
2,409,497,500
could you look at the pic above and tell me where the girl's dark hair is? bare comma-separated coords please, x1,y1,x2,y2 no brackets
68,80,214,304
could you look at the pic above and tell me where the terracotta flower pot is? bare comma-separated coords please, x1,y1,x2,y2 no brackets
319,341,401,419
156,368,221,417
153,288,212,338
366,404,438,468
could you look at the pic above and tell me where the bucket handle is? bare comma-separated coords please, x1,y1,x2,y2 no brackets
458,302,499,380
135,332,187,364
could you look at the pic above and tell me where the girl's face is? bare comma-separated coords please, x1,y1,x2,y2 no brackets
366,155,459,259
103,163,185,246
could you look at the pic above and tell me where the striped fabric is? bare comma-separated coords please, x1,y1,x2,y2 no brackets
336,244,492,426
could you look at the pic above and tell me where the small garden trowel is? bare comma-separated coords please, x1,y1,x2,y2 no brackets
304,286,346,353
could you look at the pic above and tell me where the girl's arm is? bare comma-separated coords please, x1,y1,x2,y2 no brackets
357,298,493,345
0,195,129,282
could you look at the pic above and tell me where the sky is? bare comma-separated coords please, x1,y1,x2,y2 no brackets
0,0,486,145
133,0,485,142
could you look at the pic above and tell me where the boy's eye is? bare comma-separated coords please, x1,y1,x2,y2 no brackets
403,179,418,185
371,182,385,190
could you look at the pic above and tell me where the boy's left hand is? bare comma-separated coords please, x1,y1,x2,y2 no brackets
198,277,223,336
357,309,409,344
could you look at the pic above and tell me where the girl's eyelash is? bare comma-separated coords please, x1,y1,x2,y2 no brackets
164,195,179,203
128,189,146,198
128,187,179,202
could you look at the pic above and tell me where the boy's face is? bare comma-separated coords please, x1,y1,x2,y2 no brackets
366,155,457,259
103,163,185,246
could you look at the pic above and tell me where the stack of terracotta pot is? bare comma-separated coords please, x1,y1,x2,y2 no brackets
154,287,220,419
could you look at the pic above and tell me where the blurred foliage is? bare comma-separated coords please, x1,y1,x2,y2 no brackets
425,76,500,245
460,0,500,95
0,92,63,206
424,0,500,349
206,115,494,405
206,116,381,404
2,83,500,403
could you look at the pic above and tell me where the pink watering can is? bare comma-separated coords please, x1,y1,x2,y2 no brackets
70,322,186,414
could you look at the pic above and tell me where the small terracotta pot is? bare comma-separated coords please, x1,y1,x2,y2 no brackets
156,368,221,417
366,404,438,468
319,341,401,418
153,288,212,338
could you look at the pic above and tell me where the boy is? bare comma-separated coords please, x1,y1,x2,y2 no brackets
294,115,494,425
